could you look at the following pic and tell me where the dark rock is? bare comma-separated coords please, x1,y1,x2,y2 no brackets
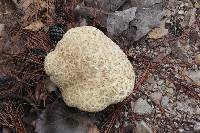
130,4,164,41
35,100,99,133
107,3,164,41
107,7,137,36
135,121,153,133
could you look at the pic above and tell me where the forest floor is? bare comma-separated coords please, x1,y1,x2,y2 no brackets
0,0,200,133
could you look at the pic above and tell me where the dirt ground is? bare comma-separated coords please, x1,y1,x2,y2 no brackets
0,0,200,133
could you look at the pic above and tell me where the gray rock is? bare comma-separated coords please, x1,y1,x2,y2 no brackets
135,121,153,133
107,7,137,36
161,96,169,108
84,0,127,12
133,98,153,115
171,41,190,62
186,70,200,86
131,0,162,8
130,4,164,41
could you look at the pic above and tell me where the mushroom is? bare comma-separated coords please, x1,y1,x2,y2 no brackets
44,26,135,112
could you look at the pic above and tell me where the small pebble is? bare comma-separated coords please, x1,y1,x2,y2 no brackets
114,120,120,128
157,80,164,86
134,98,153,115
166,87,174,95
185,3,189,6
135,121,152,133
178,128,184,132
195,106,200,114
180,2,184,8
161,96,169,108
178,10,184,15
0,75,13,86
150,92,162,104
195,54,200,64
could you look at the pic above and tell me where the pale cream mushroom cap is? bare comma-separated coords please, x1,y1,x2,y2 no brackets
44,26,135,112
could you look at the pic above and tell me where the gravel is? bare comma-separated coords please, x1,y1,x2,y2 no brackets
133,98,153,115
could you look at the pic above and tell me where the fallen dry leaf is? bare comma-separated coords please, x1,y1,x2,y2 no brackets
24,20,44,31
